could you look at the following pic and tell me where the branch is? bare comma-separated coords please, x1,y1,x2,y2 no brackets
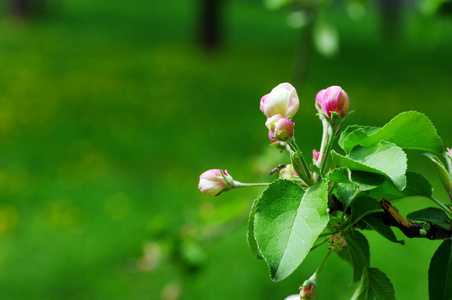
380,199,452,240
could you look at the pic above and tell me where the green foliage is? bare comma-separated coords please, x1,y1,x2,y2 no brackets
352,268,396,300
332,141,407,190
340,111,443,155
253,180,329,281
429,239,452,300
338,230,370,284
407,208,451,230
363,213,403,244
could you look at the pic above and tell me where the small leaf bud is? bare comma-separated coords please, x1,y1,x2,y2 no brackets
315,86,350,118
260,83,299,119
265,114,295,141
198,169,233,196
329,234,347,252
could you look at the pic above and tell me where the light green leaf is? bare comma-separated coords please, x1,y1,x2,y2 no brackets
338,230,370,284
368,172,433,201
407,207,451,230
339,125,380,153
254,180,329,281
343,111,443,155
363,213,404,244
352,268,396,300
429,239,452,300
331,140,407,190
424,153,452,192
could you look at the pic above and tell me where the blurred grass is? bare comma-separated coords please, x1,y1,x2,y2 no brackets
0,0,451,299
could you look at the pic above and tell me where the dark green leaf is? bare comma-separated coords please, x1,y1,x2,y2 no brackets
429,239,452,300
254,180,329,281
352,268,396,300
331,141,407,190
329,168,385,191
336,183,360,208
338,230,370,284
350,196,382,225
247,200,262,260
363,213,404,244
368,172,433,201
407,207,451,230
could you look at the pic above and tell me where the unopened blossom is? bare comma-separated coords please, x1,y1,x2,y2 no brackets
268,130,278,143
279,164,298,180
300,284,316,299
315,86,350,118
330,234,347,252
260,83,299,119
283,295,300,300
198,169,233,196
312,149,325,163
265,114,294,141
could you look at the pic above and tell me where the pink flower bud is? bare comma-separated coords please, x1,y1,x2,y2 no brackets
198,169,233,196
260,83,299,119
330,234,347,252
312,149,325,163
300,285,316,299
265,114,294,141
279,164,298,180
315,86,350,118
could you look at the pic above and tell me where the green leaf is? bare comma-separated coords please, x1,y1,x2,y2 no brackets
329,168,385,191
331,141,407,190
336,182,360,208
350,196,382,226
343,111,443,155
363,213,404,244
352,268,396,300
247,200,262,260
407,207,451,230
424,153,452,192
429,239,452,300
339,125,380,153
338,230,370,284
368,172,433,201
254,180,329,281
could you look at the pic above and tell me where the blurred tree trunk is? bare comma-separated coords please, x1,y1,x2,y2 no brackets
378,0,403,43
198,0,224,51
8,0,31,18
7,0,49,19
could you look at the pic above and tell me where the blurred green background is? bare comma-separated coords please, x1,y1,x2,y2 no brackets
0,0,451,299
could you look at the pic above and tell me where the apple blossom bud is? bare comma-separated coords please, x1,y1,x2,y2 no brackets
260,83,299,119
268,130,278,143
330,234,347,252
312,149,325,163
265,114,294,141
283,295,300,300
300,284,316,299
198,169,233,196
279,164,298,180
315,86,350,118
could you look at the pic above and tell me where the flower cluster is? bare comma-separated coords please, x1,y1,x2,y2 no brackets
198,83,350,196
